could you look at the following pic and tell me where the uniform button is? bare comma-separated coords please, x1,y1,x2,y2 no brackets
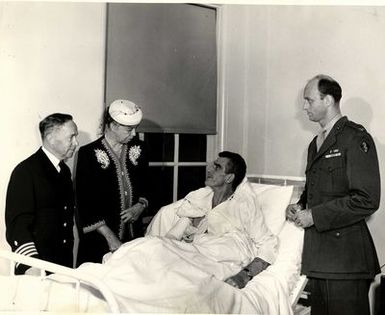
335,232,340,237
63,239,67,244
14,241,18,246
63,222,67,227
64,206,67,210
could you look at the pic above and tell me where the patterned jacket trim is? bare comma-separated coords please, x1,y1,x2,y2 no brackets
83,220,106,234
101,139,133,240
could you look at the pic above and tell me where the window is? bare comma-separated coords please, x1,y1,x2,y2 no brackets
142,133,209,219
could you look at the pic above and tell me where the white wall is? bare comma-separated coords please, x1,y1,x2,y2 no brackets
0,2,106,274
220,5,270,172
221,5,385,312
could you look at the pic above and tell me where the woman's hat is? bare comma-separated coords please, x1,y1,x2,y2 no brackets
109,99,143,126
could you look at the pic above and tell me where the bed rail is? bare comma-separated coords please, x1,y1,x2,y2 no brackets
290,274,308,308
0,250,120,313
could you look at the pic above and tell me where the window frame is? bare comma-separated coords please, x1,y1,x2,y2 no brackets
142,133,216,202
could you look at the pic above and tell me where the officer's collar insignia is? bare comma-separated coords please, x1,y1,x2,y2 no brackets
360,141,369,153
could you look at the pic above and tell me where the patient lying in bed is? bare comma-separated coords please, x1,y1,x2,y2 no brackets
73,151,277,312
146,151,277,288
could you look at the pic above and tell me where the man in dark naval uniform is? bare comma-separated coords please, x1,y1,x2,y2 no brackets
286,74,380,315
5,113,79,275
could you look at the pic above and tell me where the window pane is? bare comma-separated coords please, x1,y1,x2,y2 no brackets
146,166,174,217
144,133,174,162
179,134,207,162
177,166,206,199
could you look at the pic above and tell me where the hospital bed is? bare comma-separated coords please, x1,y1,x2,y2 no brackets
0,182,308,314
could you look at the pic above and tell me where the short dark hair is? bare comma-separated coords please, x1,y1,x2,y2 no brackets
313,74,342,103
218,151,247,190
39,113,73,139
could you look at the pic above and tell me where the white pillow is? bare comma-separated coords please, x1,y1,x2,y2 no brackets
250,183,294,235
268,221,304,294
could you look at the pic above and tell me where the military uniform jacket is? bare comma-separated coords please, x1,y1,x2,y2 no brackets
75,136,149,264
5,148,75,273
298,117,380,280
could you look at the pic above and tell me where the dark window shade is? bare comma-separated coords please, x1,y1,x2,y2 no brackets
105,3,217,134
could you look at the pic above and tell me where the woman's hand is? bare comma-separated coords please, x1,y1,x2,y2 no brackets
97,224,122,252
121,202,145,223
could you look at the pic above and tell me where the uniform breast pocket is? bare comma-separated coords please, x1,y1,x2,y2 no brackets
319,156,347,192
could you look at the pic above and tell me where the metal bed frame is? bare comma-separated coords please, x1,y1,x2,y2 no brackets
0,250,120,313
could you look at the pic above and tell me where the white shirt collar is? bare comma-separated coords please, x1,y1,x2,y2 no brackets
42,146,61,172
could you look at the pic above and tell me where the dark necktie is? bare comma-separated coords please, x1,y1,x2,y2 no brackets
59,161,66,175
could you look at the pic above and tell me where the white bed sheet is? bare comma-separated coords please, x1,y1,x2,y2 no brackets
0,183,304,314
0,221,303,314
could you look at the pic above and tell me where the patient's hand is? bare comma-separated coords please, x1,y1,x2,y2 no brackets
191,216,204,228
225,257,270,289
247,257,270,276
225,269,251,289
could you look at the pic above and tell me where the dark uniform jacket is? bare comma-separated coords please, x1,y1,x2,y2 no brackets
75,136,149,265
298,116,380,279
5,148,75,274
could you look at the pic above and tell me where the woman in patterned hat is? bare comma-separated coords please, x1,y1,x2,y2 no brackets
75,100,149,265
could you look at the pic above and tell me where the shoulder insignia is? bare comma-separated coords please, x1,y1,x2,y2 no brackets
360,141,369,153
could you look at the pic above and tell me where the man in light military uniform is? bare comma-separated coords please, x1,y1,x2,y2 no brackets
5,113,79,274
286,75,380,315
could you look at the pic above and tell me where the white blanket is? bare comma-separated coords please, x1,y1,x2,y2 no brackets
73,179,279,312
77,233,291,314
77,234,252,312
0,225,297,314
0,180,300,314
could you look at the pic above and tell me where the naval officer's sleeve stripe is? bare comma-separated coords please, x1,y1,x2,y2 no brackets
14,243,39,269
15,242,38,256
